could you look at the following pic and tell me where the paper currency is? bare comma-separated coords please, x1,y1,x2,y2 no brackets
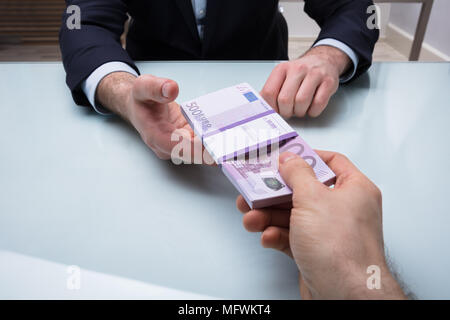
181,83,336,208
181,83,297,164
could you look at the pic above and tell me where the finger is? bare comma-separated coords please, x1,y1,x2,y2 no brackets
308,77,338,118
315,150,381,199
293,72,322,118
277,68,307,119
261,63,287,113
184,132,216,165
278,152,321,195
153,150,172,160
271,202,293,210
237,196,292,214
167,107,215,165
261,226,292,258
242,208,291,232
133,75,179,103
236,196,251,213
202,147,216,166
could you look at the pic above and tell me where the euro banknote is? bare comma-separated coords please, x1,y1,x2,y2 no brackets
221,135,336,209
180,83,297,164
181,83,336,208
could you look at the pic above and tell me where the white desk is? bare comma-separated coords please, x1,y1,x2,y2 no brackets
0,62,449,299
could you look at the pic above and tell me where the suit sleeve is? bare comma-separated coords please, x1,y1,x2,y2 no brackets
59,0,140,106
304,0,379,81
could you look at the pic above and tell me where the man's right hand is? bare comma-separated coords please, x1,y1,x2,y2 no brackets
96,72,198,161
237,151,407,300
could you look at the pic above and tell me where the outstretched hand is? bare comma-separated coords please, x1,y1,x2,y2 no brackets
97,72,211,163
237,150,406,299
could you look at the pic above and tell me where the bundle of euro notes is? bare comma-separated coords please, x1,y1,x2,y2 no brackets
181,83,336,209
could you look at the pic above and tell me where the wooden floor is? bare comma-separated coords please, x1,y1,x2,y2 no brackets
0,44,62,61
0,39,408,62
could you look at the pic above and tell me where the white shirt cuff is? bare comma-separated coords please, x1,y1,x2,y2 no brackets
313,38,359,83
81,61,139,115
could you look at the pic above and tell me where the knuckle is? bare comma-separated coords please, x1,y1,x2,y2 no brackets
295,94,308,106
334,152,349,163
324,76,338,88
277,94,290,107
142,134,155,150
324,75,336,84
156,152,169,160
134,75,146,89
294,62,307,73
275,62,287,72
310,67,324,78
314,95,326,108
372,185,383,202
139,74,154,85
260,88,271,99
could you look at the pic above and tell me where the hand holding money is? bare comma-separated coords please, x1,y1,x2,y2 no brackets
180,83,336,208
237,151,407,300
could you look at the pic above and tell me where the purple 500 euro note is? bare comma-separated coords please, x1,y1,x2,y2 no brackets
221,136,336,209
180,83,336,208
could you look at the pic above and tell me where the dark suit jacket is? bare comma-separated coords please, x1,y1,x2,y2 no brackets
60,0,379,107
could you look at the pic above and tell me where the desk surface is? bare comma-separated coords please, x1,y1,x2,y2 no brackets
0,62,449,299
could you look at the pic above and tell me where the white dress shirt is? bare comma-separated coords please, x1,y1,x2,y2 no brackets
82,0,359,114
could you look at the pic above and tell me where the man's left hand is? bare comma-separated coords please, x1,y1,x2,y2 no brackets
261,45,351,118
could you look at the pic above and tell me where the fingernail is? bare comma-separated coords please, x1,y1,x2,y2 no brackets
162,82,171,98
279,152,298,164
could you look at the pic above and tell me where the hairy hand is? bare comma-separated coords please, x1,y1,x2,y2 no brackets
97,72,210,163
237,151,406,300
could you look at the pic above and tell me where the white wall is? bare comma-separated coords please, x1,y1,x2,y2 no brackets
279,1,319,38
280,1,391,38
389,0,450,57
280,1,449,60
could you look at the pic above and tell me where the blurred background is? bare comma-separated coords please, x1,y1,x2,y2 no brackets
0,0,448,62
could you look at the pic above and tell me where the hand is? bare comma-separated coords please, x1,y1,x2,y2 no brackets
237,151,406,299
97,72,203,162
261,45,351,118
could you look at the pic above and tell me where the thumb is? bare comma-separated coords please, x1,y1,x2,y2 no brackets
279,152,320,196
133,75,179,104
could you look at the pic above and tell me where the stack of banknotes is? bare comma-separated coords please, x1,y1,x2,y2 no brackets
181,83,336,209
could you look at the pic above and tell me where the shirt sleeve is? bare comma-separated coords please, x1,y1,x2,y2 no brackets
81,61,139,115
313,38,360,84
